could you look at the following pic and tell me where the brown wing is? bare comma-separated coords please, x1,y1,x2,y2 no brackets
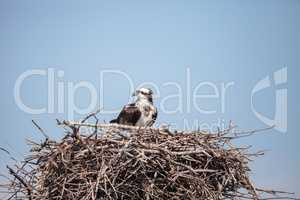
114,103,141,126
152,109,158,122
146,107,157,127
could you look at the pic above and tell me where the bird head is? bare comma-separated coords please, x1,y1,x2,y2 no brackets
132,88,153,102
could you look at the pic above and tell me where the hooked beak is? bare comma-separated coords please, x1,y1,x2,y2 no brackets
132,90,138,97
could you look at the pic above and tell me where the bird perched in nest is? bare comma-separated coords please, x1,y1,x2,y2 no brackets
110,88,157,127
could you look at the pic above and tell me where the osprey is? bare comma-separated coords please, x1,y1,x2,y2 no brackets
110,88,157,127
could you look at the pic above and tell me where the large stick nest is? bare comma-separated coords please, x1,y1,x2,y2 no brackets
1,116,297,200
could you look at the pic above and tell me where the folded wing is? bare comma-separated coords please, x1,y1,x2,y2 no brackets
110,103,141,126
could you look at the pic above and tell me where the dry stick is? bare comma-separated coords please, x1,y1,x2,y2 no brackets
63,121,163,132
81,108,101,123
32,120,49,139
6,166,32,200
0,147,10,155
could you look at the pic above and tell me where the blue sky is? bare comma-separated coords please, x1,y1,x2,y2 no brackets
0,0,299,197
